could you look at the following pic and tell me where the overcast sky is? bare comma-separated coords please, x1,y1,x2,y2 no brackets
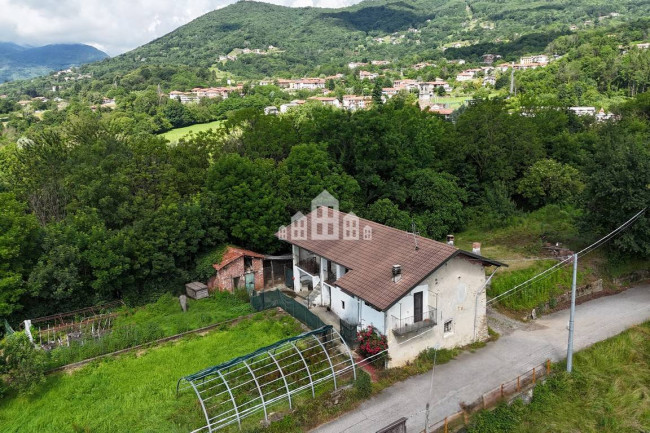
0,0,362,56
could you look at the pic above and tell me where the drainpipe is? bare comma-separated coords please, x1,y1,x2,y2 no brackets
473,268,499,342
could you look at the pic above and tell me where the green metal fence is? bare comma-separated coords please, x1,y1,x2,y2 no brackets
249,289,326,330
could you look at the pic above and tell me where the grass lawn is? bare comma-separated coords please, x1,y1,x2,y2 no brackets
468,322,650,433
0,311,302,433
46,292,253,369
161,120,224,143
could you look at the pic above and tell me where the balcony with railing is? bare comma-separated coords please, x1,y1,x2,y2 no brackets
325,270,337,284
297,257,320,276
391,307,437,336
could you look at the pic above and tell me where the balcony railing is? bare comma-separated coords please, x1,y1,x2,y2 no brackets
391,307,437,336
297,257,319,275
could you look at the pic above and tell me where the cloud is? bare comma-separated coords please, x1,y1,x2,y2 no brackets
0,0,361,56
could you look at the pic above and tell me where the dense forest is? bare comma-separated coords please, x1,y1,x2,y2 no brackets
1,93,648,325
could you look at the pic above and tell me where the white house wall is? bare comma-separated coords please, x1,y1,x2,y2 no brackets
360,301,385,334
385,256,487,367
330,285,358,324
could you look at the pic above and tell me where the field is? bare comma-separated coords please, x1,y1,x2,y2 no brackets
468,322,650,433
0,311,302,433
161,120,224,142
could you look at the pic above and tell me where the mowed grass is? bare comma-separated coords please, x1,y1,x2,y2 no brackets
161,120,224,142
468,322,650,433
0,311,302,433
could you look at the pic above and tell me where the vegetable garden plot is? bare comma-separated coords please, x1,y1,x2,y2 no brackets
21,301,125,350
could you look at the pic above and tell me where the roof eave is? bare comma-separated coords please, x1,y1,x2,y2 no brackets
380,250,506,312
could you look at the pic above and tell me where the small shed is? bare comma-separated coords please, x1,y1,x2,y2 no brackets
208,247,265,293
186,281,209,300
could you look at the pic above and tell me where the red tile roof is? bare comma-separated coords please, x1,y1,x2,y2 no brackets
213,246,265,271
279,209,503,310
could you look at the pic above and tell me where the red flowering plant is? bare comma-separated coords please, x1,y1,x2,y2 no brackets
356,326,389,368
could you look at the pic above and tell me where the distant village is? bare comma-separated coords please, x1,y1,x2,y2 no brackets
9,42,649,123
164,52,621,121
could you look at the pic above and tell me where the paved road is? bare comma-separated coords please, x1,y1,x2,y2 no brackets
312,284,650,433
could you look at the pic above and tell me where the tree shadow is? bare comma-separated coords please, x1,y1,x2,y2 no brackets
320,5,433,33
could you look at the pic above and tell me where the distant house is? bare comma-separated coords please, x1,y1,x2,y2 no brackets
483,76,496,86
276,79,294,89
279,206,504,367
307,96,341,108
207,247,265,293
520,55,549,65
348,62,369,69
382,87,400,99
418,80,451,98
264,106,279,115
412,62,433,70
168,91,198,104
569,106,596,116
482,53,501,64
393,79,420,92
359,70,379,80
290,78,326,91
455,72,475,82
425,104,454,120
371,60,391,66
342,95,372,111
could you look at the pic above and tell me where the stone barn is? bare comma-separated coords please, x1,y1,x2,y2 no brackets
207,247,265,293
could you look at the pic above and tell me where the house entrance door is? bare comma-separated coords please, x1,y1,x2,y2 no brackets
414,292,423,323
245,273,255,292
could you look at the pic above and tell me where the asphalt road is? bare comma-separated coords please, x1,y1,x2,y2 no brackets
311,283,650,433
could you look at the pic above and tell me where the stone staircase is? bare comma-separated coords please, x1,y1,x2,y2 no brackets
306,284,322,307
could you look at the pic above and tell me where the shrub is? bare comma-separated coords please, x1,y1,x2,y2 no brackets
356,326,388,368
1,333,47,394
354,370,372,398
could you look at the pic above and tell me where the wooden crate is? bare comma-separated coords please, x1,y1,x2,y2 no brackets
185,282,209,300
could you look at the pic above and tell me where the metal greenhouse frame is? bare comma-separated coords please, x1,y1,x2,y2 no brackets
177,325,356,432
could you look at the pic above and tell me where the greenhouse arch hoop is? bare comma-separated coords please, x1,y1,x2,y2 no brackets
177,325,356,432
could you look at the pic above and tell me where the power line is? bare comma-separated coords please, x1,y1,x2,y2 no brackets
488,208,647,306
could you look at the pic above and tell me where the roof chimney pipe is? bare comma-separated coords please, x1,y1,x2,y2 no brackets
446,234,455,246
472,242,481,255
392,265,402,283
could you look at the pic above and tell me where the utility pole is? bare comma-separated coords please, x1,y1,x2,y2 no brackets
509,62,515,95
566,253,578,372
424,344,440,432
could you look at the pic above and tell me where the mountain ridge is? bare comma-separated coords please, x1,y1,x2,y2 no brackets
82,0,650,79
0,43,109,83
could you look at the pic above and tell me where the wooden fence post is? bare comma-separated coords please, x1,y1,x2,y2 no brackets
444,417,448,433
546,359,551,375
517,376,520,391
533,367,536,384
500,383,504,398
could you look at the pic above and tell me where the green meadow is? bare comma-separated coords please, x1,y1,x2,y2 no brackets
161,120,224,143
0,312,301,433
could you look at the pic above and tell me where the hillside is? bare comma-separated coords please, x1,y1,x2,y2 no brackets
85,0,650,78
0,43,108,83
